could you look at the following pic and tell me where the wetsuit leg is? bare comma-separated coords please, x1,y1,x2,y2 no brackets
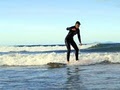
70,40,79,61
65,39,71,62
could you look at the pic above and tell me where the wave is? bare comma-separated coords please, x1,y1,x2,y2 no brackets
88,43,120,52
0,43,97,53
0,43,120,54
0,52,120,66
15,44,65,47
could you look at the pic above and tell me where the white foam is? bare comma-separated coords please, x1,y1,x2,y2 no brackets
0,52,120,66
0,43,97,52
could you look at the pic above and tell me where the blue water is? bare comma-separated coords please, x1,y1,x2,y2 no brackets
0,43,120,90
15,43,120,53
1,43,120,55
1,64,120,90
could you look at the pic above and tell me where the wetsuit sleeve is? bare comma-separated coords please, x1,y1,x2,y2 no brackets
77,29,81,43
66,26,74,31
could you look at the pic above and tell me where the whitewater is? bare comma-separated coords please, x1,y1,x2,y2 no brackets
1,43,120,90
0,43,120,66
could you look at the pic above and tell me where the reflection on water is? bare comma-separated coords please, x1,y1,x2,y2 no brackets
65,66,87,90
1,65,120,89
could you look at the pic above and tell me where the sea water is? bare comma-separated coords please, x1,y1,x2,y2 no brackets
0,43,120,90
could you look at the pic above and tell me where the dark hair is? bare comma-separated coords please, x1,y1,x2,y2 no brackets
75,21,81,25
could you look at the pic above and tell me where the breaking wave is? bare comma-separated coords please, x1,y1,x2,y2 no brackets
0,43,120,66
0,52,120,66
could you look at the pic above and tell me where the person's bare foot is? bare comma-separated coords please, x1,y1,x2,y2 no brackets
76,60,79,62
67,61,70,64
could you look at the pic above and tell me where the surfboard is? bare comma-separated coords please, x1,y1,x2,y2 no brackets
47,62,67,68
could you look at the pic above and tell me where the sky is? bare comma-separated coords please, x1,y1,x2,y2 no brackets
0,0,120,45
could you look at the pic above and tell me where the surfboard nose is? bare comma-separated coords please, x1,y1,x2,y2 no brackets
47,62,66,68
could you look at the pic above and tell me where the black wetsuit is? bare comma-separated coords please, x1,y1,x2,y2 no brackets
65,26,81,61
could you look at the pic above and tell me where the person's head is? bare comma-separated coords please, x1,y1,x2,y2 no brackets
75,21,81,28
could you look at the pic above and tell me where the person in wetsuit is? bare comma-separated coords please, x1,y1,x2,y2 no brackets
65,21,82,63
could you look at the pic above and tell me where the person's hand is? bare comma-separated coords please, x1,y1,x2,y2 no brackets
72,28,76,31
80,43,82,46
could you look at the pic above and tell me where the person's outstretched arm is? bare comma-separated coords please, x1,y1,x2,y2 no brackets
77,29,82,45
66,26,74,31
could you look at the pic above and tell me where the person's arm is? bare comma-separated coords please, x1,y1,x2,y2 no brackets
77,29,82,45
66,26,74,31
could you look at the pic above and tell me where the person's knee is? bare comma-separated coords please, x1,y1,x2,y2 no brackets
75,48,79,52
67,49,71,53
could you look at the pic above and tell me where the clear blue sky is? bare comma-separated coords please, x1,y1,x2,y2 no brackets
0,0,120,45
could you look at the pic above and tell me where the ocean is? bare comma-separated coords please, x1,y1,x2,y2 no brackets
0,43,120,90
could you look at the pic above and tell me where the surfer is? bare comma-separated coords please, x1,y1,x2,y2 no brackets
65,21,82,63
